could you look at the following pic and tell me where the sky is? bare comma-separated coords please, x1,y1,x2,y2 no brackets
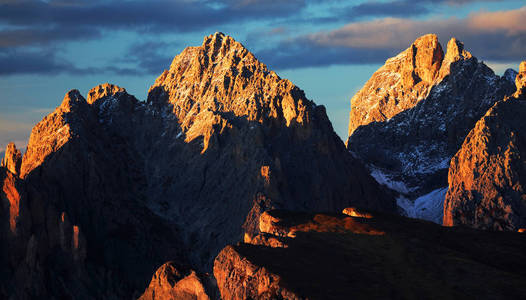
1,0,525,154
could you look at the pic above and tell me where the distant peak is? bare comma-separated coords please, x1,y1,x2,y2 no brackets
502,68,518,86
1,142,22,175
87,83,126,104
203,31,228,46
445,38,472,63
515,61,526,97
414,33,439,44
60,89,86,112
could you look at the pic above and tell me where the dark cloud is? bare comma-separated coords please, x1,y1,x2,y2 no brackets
343,1,429,18
118,41,176,75
0,47,145,76
0,0,306,32
0,27,100,48
0,48,72,75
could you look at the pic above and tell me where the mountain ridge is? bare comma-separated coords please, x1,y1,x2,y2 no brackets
1,32,395,299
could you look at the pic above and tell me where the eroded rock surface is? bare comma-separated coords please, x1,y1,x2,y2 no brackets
444,62,526,230
139,262,211,300
1,143,21,176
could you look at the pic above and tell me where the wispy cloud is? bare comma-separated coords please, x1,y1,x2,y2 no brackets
257,6,526,70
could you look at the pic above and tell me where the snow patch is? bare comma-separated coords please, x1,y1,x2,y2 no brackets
397,187,448,224
370,167,413,194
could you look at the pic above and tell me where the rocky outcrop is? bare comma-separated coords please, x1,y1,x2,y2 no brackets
1,142,22,176
347,35,516,217
139,262,211,300
86,82,126,104
444,62,526,230
503,68,518,84
515,61,526,96
214,208,526,299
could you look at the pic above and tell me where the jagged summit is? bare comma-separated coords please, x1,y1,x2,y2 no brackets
348,35,477,136
515,60,526,96
504,68,518,84
87,83,126,104
1,142,22,176
147,33,316,153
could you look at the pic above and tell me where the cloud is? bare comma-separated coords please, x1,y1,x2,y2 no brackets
333,0,517,21
0,27,101,48
257,6,526,70
118,40,177,75
256,38,392,70
0,47,146,76
342,1,429,19
0,0,307,33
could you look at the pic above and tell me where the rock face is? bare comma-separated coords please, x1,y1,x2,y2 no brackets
347,35,515,219
0,33,394,298
139,262,210,300
444,62,526,230
1,142,22,176
214,208,526,300
142,32,394,270
348,34,444,136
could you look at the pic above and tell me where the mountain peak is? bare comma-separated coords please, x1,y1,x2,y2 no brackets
348,33,445,136
445,38,472,61
413,33,439,45
148,32,311,149
60,89,86,112
1,142,22,176
515,61,526,97
503,68,518,83
87,83,126,105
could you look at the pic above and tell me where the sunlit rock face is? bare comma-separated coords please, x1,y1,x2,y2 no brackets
348,34,444,137
0,33,395,299
444,62,526,230
1,143,22,176
347,35,515,219
214,208,526,299
139,262,211,300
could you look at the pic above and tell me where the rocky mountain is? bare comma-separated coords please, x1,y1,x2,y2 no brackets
0,33,394,299
444,61,526,230
214,207,526,299
139,261,211,300
1,143,21,176
347,34,516,222
139,32,394,270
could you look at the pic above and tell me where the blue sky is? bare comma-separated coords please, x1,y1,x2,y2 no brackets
1,0,525,152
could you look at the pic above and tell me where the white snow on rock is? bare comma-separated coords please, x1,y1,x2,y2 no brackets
397,187,448,224
370,167,413,194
